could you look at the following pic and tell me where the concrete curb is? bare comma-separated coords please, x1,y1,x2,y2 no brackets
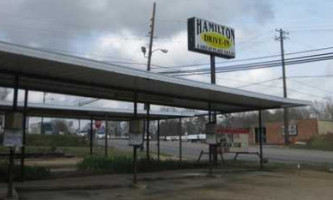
16,184,126,192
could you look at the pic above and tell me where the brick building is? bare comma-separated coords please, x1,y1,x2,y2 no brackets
249,119,333,145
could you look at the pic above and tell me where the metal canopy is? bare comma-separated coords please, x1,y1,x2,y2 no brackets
0,41,309,113
0,101,194,121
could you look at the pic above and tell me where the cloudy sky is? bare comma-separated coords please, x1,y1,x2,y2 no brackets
1,0,333,110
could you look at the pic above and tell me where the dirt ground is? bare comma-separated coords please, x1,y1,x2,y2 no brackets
19,170,333,200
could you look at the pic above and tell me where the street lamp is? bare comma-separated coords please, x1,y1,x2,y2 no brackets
141,46,168,156
141,46,168,58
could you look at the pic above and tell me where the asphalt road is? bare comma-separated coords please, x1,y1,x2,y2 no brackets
97,139,333,164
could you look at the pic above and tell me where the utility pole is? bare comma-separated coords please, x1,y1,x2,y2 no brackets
147,2,156,72
145,2,156,161
275,28,289,145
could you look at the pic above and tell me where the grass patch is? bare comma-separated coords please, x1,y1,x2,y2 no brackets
0,160,51,181
77,156,333,175
77,156,208,173
26,134,88,147
0,146,137,158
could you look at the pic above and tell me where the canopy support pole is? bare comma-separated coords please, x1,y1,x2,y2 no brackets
157,119,160,161
133,92,138,184
259,110,264,169
20,89,28,182
146,103,150,161
179,117,182,164
90,116,93,156
104,115,108,157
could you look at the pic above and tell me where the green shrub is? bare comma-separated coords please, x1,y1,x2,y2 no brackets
26,134,88,147
304,134,333,151
78,156,133,173
23,166,51,180
0,161,51,181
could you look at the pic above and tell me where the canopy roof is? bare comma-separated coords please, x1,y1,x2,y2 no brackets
0,101,194,121
0,41,310,113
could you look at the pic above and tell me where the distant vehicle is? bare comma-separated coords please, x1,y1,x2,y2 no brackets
96,131,110,139
42,122,55,135
77,130,88,137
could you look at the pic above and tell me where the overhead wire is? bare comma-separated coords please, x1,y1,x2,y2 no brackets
287,74,333,79
217,77,326,99
165,52,333,76
153,46,333,71
288,79,333,95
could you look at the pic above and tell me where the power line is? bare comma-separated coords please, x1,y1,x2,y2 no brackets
287,74,333,79
289,28,333,32
219,77,326,99
153,46,333,71
288,79,333,95
15,43,167,69
237,77,282,89
169,54,333,75
164,52,333,76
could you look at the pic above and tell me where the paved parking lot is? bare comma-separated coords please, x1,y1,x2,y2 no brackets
100,139,333,164
19,170,333,200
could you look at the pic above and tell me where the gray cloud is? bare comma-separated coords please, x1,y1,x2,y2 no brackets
0,0,274,47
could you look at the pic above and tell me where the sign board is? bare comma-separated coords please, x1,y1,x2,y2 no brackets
128,120,144,146
206,134,217,144
3,112,24,147
5,112,23,130
3,130,23,147
129,133,143,146
188,17,235,58
205,123,218,144
281,124,298,136
206,123,217,134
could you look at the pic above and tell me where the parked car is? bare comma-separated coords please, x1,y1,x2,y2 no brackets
77,130,88,137
96,131,110,139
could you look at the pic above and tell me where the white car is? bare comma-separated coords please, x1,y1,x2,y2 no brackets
77,130,88,137
97,132,110,139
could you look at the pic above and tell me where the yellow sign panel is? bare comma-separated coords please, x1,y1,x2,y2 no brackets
200,32,232,49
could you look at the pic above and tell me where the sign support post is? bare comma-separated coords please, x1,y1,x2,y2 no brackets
7,75,20,198
133,144,138,184
210,54,219,165
130,92,144,185
188,17,235,175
